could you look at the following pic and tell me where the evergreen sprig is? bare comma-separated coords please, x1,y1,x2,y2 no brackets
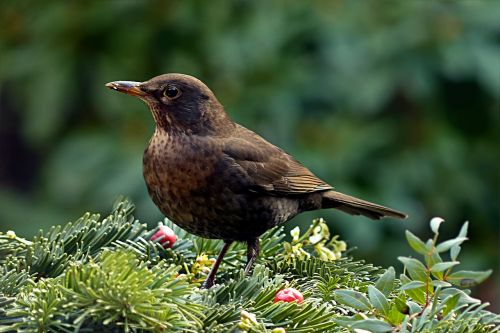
0,200,498,333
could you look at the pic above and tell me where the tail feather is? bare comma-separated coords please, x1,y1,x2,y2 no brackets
322,190,407,220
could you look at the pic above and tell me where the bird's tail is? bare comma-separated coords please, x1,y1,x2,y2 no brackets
322,190,407,220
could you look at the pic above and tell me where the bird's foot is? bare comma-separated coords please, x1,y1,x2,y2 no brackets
200,241,232,289
244,260,254,275
244,238,260,276
201,277,215,289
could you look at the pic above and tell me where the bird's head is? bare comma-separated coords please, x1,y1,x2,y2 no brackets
106,73,231,134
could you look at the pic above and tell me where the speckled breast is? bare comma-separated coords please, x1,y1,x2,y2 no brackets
142,131,299,241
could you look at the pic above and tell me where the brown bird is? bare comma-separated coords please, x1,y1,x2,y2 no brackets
106,74,407,288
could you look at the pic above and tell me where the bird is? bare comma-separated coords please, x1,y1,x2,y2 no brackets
105,73,407,288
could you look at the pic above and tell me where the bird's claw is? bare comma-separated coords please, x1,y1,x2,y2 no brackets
201,278,214,289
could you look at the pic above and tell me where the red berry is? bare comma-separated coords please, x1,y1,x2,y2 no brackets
274,288,304,304
151,225,177,248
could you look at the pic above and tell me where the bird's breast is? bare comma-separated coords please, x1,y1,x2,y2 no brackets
142,132,225,224
141,130,301,240
145,133,217,190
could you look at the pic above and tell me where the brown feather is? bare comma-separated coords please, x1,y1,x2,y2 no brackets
223,125,333,195
322,190,408,219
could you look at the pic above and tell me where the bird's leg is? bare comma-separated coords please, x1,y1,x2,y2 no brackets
202,241,232,289
244,238,260,275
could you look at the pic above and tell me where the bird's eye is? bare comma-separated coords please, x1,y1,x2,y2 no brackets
163,85,181,99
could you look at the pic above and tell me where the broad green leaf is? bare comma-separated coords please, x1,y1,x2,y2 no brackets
450,222,467,261
429,217,444,234
351,319,393,333
426,250,443,279
435,237,468,253
450,245,461,261
401,280,426,290
446,270,492,287
440,288,480,304
333,315,360,327
398,257,427,282
431,280,451,288
408,301,422,315
368,285,390,315
458,221,469,238
442,293,460,317
394,295,409,315
334,289,371,311
430,261,459,273
374,266,395,296
405,231,428,255
400,274,426,304
387,305,405,325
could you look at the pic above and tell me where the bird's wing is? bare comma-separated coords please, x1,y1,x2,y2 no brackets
222,135,333,195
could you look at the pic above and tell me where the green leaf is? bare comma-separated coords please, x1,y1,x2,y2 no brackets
458,221,469,238
446,270,492,287
431,280,452,288
400,274,426,304
442,293,460,317
440,288,480,304
450,222,467,261
430,261,459,273
394,295,409,315
435,237,468,253
408,301,422,315
401,281,426,290
351,319,393,332
368,286,390,315
430,217,444,234
334,289,371,311
387,305,405,325
405,231,428,255
334,315,361,327
450,245,461,261
398,257,427,282
426,251,443,279
374,266,395,296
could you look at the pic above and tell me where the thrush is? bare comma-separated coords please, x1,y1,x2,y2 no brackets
106,74,407,288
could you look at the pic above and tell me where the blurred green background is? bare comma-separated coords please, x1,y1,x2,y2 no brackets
1,1,498,309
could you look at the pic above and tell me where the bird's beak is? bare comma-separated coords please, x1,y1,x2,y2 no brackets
105,81,147,97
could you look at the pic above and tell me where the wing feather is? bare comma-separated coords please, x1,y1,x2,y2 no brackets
222,131,333,195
